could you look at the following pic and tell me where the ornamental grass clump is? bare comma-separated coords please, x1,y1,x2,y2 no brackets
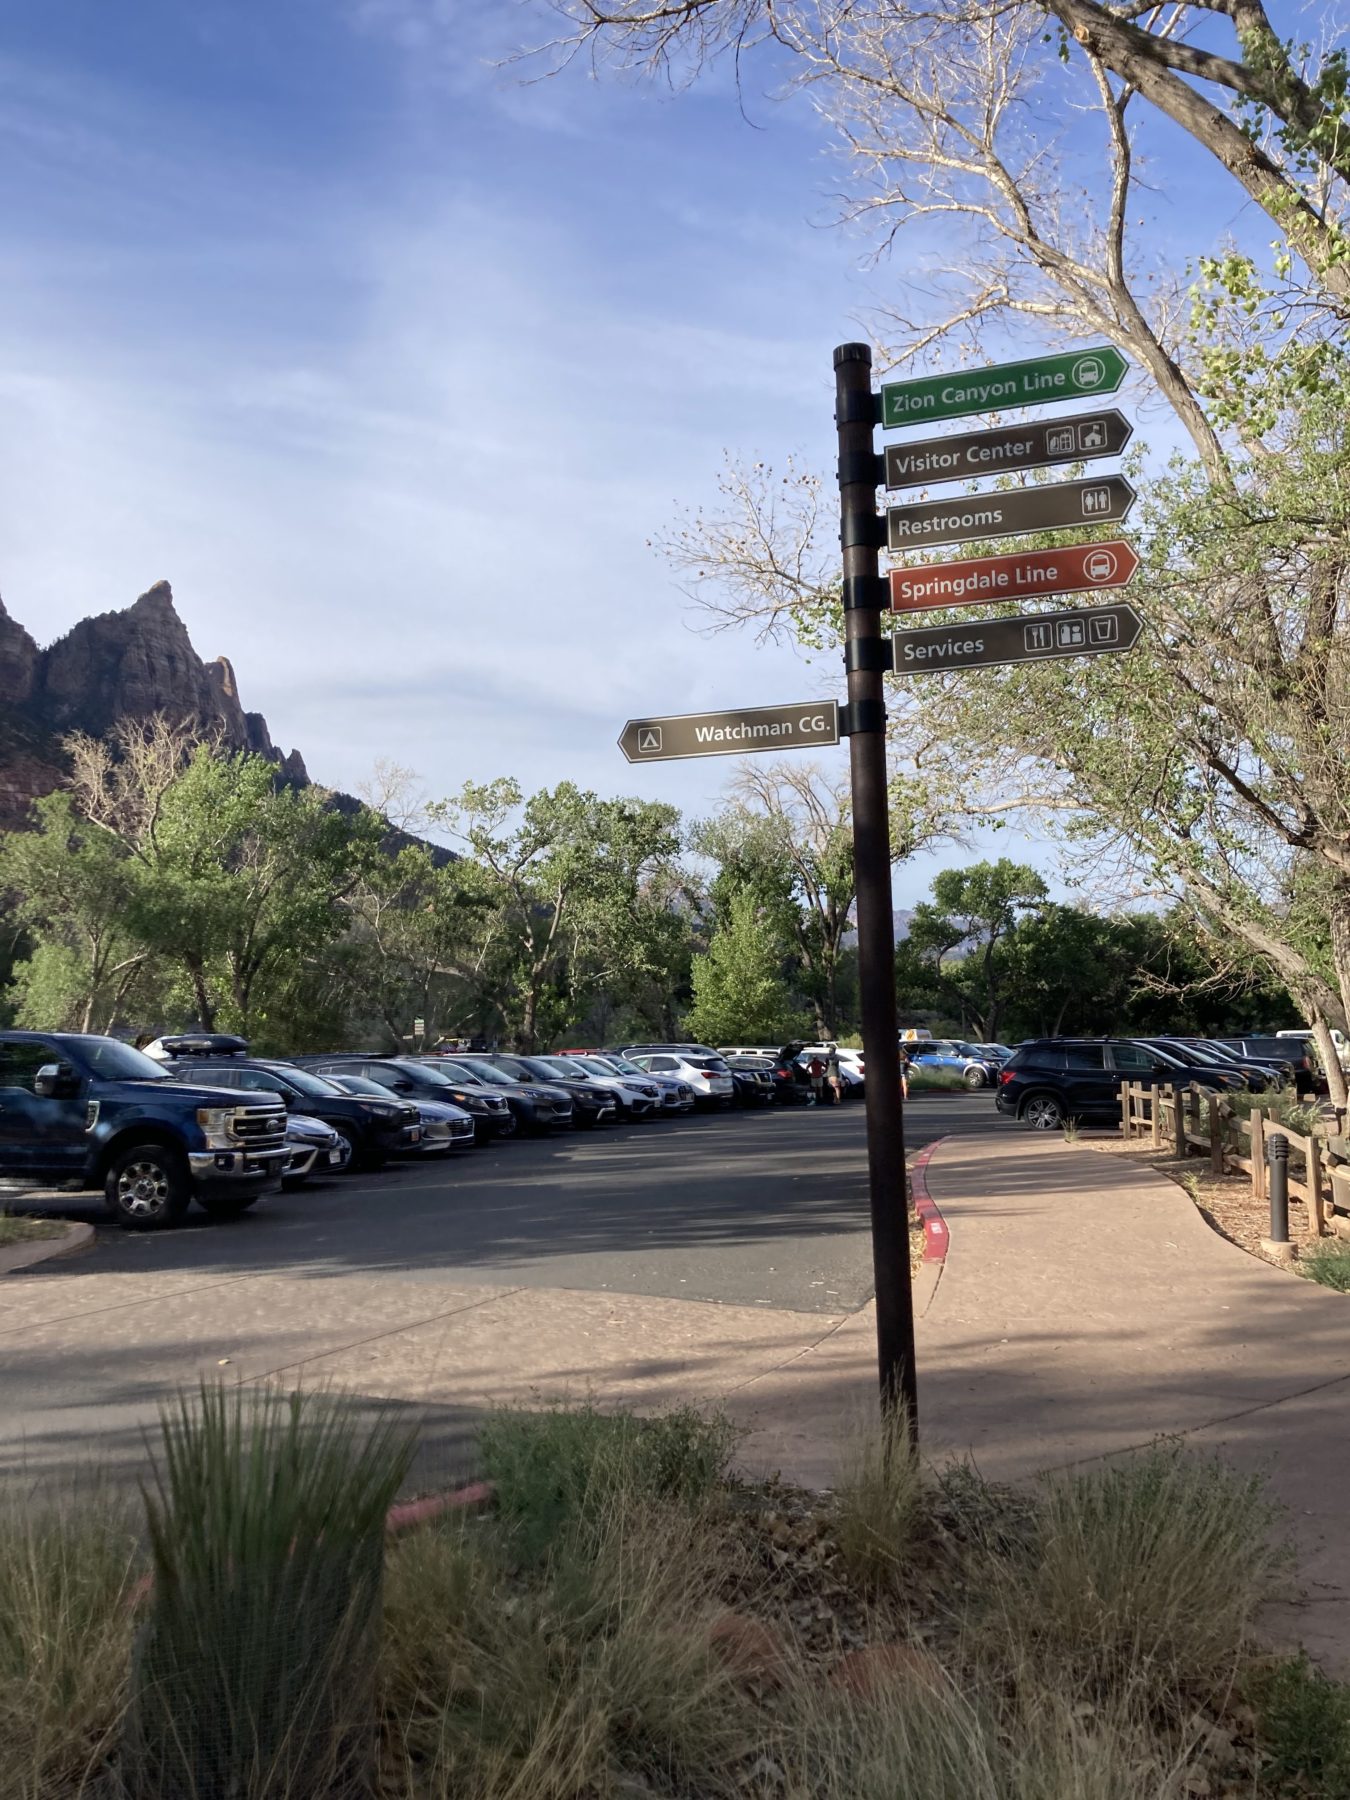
122,1384,414,1800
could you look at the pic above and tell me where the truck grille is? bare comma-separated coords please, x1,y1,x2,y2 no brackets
234,1106,287,1152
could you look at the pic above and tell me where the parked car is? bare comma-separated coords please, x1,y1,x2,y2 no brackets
322,1074,476,1155
469,1054,619,1129
298,1056,515,1144
619,1046,735,1107
799,1043,867,1085
282,1113,350,1189
0,1031,286,1230
160,1044,421,1170
418,1056,577,1135
722,1056,776,1107
1214,1037,1321,1097
542,1054,664,1119
1129,1037,1268,1093
579,1052,695,1114
908,1040,997,1089
995,1038,1248,1130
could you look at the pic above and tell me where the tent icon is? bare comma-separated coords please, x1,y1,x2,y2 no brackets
638,727,663,754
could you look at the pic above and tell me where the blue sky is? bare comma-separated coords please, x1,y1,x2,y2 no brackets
0,1,1238,902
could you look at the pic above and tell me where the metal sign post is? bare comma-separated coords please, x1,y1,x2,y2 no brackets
834,341,917,1431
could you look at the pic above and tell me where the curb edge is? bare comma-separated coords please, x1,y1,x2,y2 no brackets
912,1137,950,1264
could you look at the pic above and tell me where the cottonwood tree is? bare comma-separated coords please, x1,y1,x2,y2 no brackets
545,0,1350,1101
906,859,1048,1040
685,887,802,1043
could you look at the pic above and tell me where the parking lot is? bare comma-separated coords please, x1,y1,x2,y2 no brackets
0,1096,994,1491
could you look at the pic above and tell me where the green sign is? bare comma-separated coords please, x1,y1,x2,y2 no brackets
881,346,1128,431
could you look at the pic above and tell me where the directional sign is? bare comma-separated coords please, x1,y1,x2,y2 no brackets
888,539,1139,614
883,410,1131,492
893,603,1143,675
887,475,1135,552
881,346,1128,430
618,701,839,763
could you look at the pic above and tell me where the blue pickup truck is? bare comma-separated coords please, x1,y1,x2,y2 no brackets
0,1031,287,1230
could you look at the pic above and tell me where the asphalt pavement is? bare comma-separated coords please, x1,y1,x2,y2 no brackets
0,1095,996,1494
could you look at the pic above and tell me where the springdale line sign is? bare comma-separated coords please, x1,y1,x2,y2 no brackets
889,539,1139,614
617,702,839,763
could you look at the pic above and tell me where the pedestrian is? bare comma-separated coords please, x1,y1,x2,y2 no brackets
825,1048,843,1105
899,1044,911,1101
808,1053,826,1106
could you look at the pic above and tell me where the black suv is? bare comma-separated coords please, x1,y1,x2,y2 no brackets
413,1056,576,1134
995,1038,1248,1130
298,1056,515,1144
157,1038,420,1169
470,1054,619,1129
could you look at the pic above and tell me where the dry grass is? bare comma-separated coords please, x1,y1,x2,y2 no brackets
0,1214,67,1246
0,1497,140,1800
831,1410,925,1596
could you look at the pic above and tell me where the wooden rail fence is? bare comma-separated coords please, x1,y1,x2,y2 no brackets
1119,1080,1348,1238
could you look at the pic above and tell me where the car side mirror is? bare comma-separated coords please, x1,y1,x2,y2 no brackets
34,1064,80,1100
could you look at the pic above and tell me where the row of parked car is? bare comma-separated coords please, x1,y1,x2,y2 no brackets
0,1029,803,1232
993,1032,1331,1131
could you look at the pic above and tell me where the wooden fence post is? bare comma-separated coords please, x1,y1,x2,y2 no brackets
1186,1085,1200,1153
1308,1135,1325,1236
1210,1095,1224,1173
1120,1081,1131,1138
1251,1109,1266,1203
1172,1085,1185,1158
1151,1083,1163,1149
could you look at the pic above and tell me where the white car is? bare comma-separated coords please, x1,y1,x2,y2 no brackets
624,1049,735,1107
529,1055,660,1119
801,1042,866,1081
577,1054,696,1114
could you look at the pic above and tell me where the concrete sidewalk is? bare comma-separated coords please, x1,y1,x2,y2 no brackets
728,1129,1350,1675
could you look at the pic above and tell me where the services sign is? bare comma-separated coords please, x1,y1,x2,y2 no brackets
883,410,1131,491
880,346,1128,430
618,702,839,763
892,603,1143,675
888,539,1139,614
887,475,1135,552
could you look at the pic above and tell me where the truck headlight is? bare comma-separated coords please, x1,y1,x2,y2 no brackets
196,1107,239,1149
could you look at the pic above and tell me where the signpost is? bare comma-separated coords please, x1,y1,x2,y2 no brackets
887,475,1135,552
889,539,1139,614
892,603,1143,674
880,345,1127,429
617,701,838,763
883,410,1131,491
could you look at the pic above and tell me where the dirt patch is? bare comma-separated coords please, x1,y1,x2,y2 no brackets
0,1214,69,1246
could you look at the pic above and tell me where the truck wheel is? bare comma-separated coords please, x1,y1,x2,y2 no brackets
105,1144,192,1230
196,1192,261,1218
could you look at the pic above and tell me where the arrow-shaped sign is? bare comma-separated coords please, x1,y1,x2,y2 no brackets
618,702,839,763
888,539,1139,613
893,604,1143,675
880,345,1128,430
887,475,1135,553
883,410,1132,492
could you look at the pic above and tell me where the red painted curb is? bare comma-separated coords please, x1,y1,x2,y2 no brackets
911,1138,950,1264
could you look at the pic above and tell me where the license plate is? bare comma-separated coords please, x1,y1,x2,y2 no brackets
328,1149,344,1165
410,1127,422,1143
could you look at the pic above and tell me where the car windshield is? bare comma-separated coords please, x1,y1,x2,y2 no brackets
605,1057,644,1075
1150,1041,1205,1065
402,1063,476,1091
452,1059,518,1088
261,1063,341,1098
1197,1042,1242,1062
686,1055,729,1072
575,1058,616,1076
1145,1043,1187,1067
531,1056,581,1078
328,1074,392,1097
77,1039,171,1081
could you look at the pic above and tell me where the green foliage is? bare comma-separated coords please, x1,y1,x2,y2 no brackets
685,888,801,1046
125,1384,415,1800
478,1401,739,1565
1299,1238,1350,1294
1251,1652,1350,1795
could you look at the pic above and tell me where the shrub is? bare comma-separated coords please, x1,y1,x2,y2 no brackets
478,1401,740,1563
969,1443,1288,1698
122,1384,415,1800
1299,1237,1350,1293
0,1499,139,1800
1251,1652,1350,1797
907,1069,968,1092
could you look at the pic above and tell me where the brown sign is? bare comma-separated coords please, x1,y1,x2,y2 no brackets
892,604,1143,673
888,539,1139,613
618,702,839,763
887,476,1135,553
883,410,1132,491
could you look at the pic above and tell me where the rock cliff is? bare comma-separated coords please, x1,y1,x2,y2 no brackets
0,582,309,829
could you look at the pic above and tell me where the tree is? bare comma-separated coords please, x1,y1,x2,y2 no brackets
433,779,684,1050
0,792,148,1032
553,0,1350,1101
685,889,801,1044
905,859,1047,1039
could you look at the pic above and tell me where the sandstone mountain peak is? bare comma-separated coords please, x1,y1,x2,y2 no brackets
0,583,309,828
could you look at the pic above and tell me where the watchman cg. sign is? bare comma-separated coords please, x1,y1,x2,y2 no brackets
618,701,839,763
880,346,1127,430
